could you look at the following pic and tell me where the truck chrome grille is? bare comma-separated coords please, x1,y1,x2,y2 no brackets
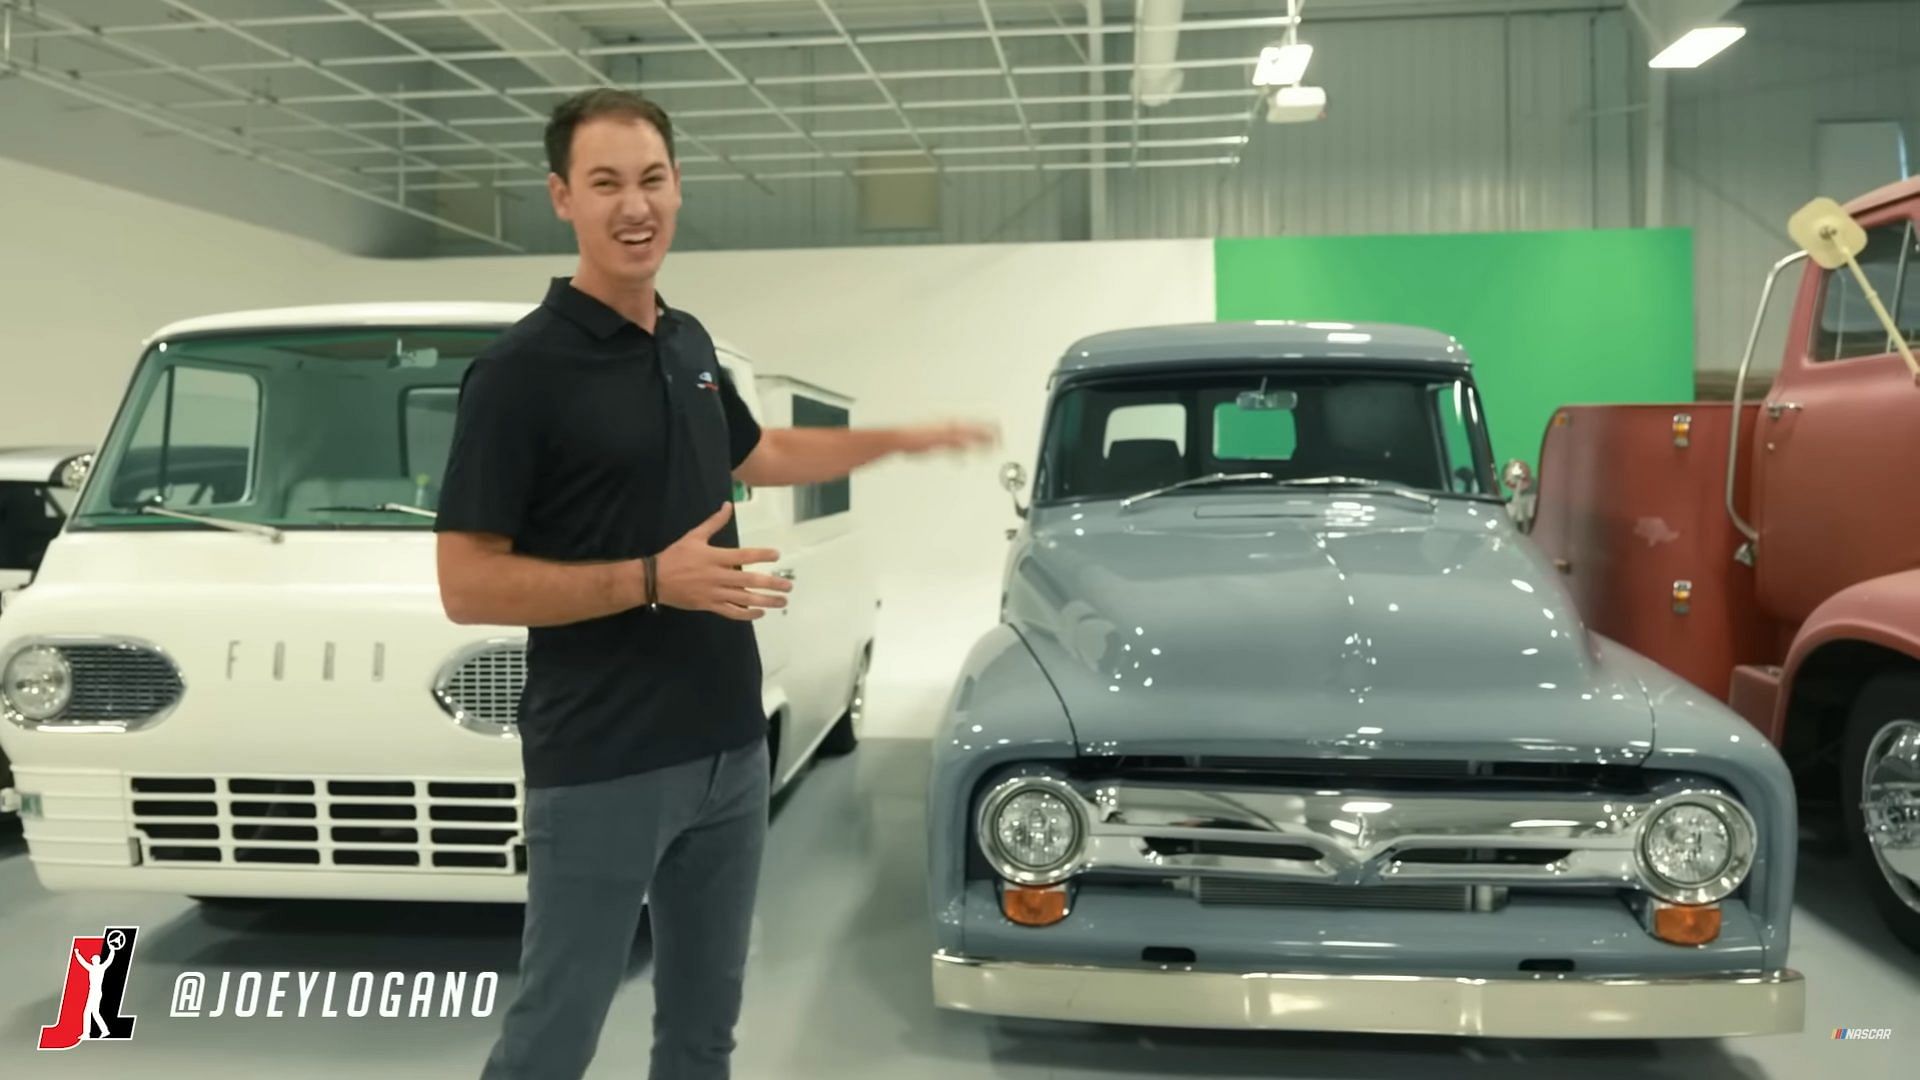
61,644,183,723
1047,781,1687,894
128,775,524,873
435,645,524,733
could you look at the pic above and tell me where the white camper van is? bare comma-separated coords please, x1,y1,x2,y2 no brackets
0,304,877,903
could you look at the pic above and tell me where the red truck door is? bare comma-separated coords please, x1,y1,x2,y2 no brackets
1753,211,1920,625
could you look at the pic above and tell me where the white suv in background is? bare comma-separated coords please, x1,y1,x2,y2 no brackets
0,446,88,605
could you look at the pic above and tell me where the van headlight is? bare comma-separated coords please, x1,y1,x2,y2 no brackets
977,776,1088,886
1635,792,1757,904
2,646,74,722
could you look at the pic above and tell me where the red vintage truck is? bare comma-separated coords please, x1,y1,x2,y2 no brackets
1524,177,1920,950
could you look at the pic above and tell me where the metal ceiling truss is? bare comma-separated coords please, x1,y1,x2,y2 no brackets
1,0,1300,246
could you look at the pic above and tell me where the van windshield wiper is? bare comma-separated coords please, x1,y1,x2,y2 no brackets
137,504,284,542
1272,476,1437,507
1119,472,1277,510
308,503,438,520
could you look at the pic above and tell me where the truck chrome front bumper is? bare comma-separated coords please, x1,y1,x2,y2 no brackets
931,952,1805,1038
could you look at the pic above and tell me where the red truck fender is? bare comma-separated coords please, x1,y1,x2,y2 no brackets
1774,568,1920,749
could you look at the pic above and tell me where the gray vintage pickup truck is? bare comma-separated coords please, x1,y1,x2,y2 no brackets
925,321,1804,1039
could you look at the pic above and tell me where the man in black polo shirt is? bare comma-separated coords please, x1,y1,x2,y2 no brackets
435,90,992,1080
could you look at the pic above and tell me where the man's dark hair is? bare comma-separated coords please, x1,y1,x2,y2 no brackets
544,90,676,179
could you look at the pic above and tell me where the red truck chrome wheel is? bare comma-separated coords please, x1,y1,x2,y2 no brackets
1845,673,1920,951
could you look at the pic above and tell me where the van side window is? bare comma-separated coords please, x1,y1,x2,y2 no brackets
1814,220,1917,362
792,394,850,521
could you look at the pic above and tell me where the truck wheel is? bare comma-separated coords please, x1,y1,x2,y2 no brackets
1842,672,1920,952
819,650,869,757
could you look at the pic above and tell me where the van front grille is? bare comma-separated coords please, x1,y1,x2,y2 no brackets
128,774,523,873
435,645,525,732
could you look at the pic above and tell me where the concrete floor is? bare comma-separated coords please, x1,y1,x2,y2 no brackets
1,738,1912,1080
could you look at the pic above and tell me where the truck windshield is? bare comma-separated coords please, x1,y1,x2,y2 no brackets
1037,368,1497,505
70,327,502,531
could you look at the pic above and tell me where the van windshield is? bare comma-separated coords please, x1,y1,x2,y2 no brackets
71,327,503,531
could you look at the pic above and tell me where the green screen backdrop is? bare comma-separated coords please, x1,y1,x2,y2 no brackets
1213,228,1696,472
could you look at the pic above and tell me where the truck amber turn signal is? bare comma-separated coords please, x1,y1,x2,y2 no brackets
1002,883,1070,926
1652,901,1722,945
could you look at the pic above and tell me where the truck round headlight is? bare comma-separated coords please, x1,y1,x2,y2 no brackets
2,646,74,722
979,778,1087,885
1636,794,1756,904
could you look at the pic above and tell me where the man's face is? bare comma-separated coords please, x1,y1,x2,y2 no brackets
549,115,682,283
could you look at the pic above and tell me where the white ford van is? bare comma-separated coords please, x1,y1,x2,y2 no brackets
0,304,877,903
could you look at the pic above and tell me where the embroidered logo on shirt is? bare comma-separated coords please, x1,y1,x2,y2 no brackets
696,370,719,392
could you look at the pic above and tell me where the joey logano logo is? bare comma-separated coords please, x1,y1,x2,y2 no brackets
39,926,140,1050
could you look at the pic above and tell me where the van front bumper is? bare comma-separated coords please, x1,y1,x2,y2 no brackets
931,951,1805,1038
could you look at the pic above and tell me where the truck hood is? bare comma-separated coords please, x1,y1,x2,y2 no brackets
1005,497,1652,764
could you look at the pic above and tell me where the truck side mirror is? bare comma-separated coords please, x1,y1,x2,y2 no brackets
1000,461,1029,520
1502,459,1536,533
1501,459,1533,496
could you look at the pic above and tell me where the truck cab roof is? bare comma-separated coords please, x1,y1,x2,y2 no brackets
1846,174,1920,215
1056,321,1471,379
145,303,533,344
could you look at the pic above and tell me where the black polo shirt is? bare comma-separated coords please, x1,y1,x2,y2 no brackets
435,278,766,789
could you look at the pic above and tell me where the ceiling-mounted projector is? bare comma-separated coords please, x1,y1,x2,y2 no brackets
1266,85,1327,124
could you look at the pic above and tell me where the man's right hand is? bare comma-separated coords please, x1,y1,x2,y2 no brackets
651,503,790,621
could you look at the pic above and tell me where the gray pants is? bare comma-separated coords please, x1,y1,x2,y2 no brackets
481,739,769,1080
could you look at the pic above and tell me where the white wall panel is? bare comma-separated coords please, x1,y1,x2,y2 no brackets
0,155,363,447
1669,0,1920,374
434,7,1637,254
446,33,1096,255
1105,10,1616,240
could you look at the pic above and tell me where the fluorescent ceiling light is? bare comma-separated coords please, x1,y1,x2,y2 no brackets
1649,26,1746,69
1252,43,1314,87
1266,84,1328,124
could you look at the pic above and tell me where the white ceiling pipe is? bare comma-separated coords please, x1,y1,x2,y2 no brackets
404,153,1238,192
1132,0,1186,107
7,11,1303,51
293,111,1251,148
814,0,938,167
0,56,521,251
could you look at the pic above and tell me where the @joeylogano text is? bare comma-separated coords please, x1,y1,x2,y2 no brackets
170,970,500,1020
